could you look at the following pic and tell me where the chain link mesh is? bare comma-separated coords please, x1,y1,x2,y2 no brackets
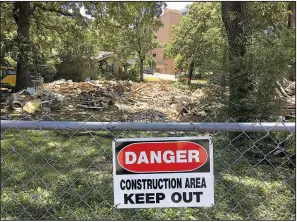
1,114,295,220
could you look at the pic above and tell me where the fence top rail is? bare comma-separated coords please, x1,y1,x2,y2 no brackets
0,120,295,133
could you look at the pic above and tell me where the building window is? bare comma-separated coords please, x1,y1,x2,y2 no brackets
153,53,156,57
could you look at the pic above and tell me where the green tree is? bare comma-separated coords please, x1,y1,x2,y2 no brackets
165,2,226,84
6,2,86,90
55,24,102,81
221,2,252,121
113,2,164,81
86,2,165,81
145,55,156,69
243,2,296,120
165,2,295,121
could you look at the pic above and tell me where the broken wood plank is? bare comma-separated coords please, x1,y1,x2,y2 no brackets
77,104,103,109
276,81,291,99
132,84,146,93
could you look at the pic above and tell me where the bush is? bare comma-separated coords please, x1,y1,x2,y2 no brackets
242,29,294,121
55,56,85,82
118,66,139,81
36,63,57,83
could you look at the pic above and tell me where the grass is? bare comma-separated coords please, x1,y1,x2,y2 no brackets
1,129,295,220
144,74,208,85
143,75,161,82
192,79,208,84
172,80,207,91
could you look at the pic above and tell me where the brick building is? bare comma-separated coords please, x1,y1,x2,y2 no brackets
152,8,182,74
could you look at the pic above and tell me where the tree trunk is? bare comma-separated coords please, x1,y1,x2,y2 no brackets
139,56,144,82
288,2,296,81
221,2,252,122
288,1,296,28
13,2,31,91
187,60,194,85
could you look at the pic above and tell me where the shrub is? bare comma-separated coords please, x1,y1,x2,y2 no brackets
36,62,57,83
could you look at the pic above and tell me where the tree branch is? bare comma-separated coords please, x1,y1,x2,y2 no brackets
37,4,74,17
32,13,65,36
30,2,38,14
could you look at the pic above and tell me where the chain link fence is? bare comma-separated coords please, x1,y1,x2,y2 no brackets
1,114,295,220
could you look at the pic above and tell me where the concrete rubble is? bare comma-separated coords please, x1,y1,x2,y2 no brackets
3,79,132,114
6,88,66,114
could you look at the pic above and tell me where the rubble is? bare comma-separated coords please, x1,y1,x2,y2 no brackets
9,89,34,110
282,78,295,96
42,81,97,95
76,90,116,109
40,80,133,111
11,101,23,110
36,90,65,111
51,79,66,85
1,76,294,121
23,99,42,114
117,81,206,120
277,78,296,117
4,88,65,114
9,78,292,121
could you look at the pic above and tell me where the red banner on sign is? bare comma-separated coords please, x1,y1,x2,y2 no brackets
117,141,208,173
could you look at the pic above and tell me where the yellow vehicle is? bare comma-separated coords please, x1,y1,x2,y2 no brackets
0,65,17,89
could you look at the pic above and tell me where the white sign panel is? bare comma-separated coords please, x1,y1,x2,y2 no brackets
113,136,214,209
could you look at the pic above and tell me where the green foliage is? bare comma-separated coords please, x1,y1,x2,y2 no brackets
119,68,139,81
3,2,165,83
167,2,295,121
88,2,165,81
36,61,57,83
248,2,289,32
4,56,16,67
165,2,227,77
124,64,140,81
2,1,295,120
173,54,185,69
0,3,17,59
243,27,295,120
53,19,101,81
1,2,95,85
222,2,295,121
97,64,139,82
55,56,82,81
144,55,156,68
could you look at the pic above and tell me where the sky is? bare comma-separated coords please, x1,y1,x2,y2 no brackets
165,2,192,11
80,2,193,17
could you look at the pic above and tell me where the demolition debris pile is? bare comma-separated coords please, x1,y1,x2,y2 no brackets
276,78,296,117
6,88,66,114
42,79,205,120
2,79,133,114
121,81,206,120
1,78,295,121
1,79,204,120
43,79,131,110
277,78,296,103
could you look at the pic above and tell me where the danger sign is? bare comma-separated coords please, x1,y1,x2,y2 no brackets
113,136,214,209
